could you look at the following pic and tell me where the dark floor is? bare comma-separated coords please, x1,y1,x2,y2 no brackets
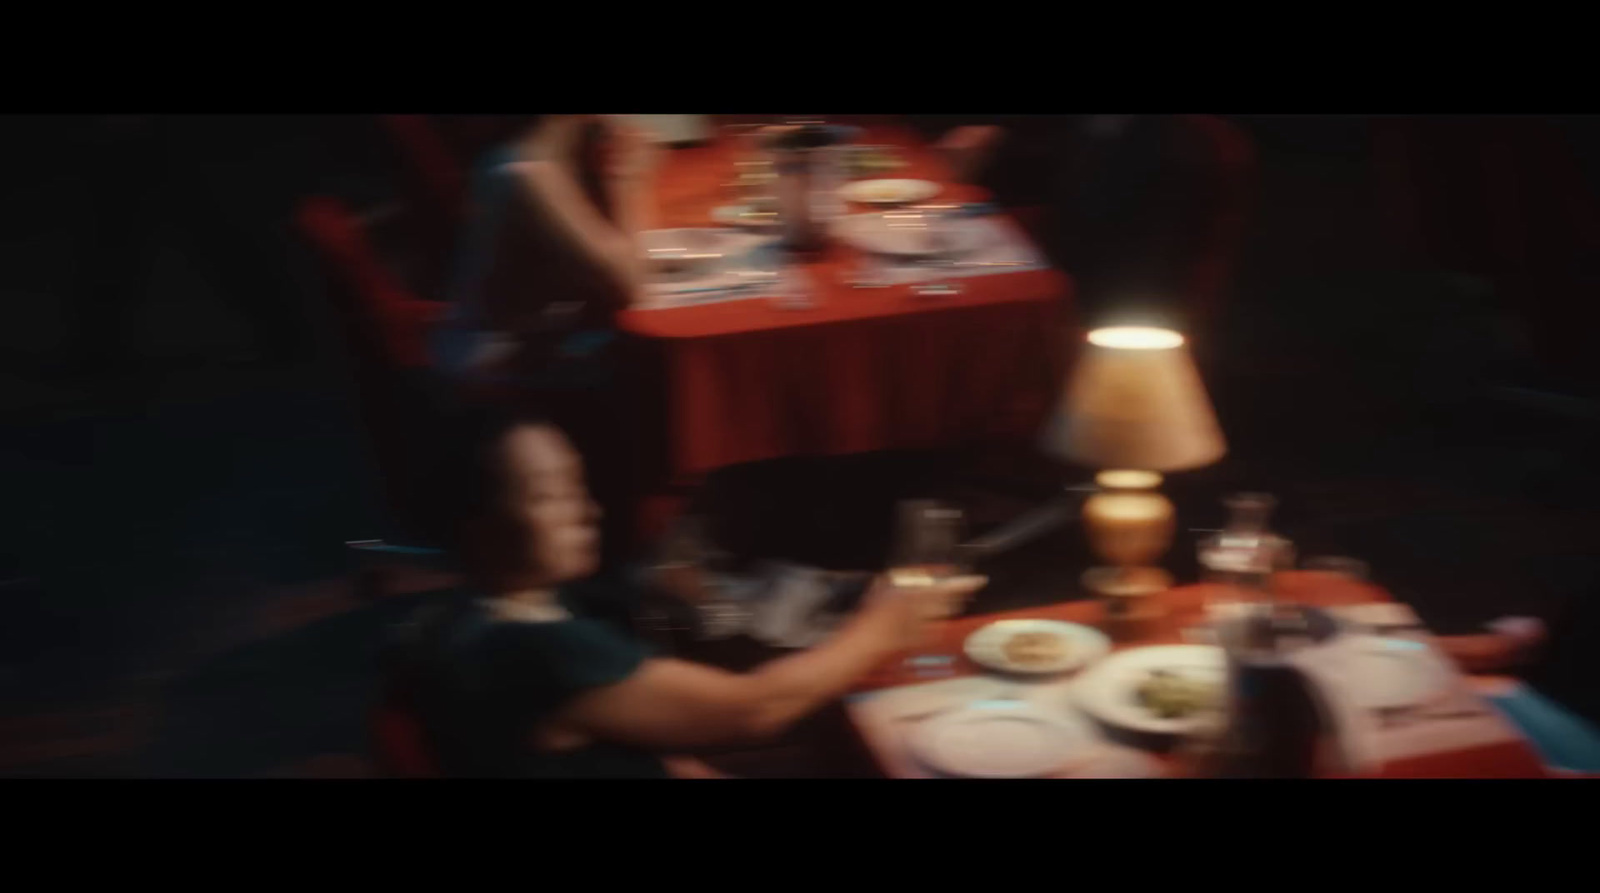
2,116,1597,777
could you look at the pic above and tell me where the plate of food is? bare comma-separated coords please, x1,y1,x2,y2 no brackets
906,700,1101,778
838,178,942,206
963,619,1111,676
1072,645,1227,735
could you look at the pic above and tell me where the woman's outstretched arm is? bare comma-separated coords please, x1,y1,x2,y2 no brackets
552,575,986,751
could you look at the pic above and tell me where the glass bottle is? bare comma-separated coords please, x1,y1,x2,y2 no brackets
1196,493,1295,605
1189,495,1343,778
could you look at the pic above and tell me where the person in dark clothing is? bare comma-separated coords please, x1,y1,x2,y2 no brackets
395,403,987,777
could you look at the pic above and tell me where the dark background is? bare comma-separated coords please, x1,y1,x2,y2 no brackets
1,114,1597,776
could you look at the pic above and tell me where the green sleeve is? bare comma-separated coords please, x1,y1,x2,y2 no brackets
480,617,649,719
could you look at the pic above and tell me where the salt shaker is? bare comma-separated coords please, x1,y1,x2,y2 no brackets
1197,493,1295,602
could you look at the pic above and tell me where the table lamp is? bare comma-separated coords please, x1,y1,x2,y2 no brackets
1040,326,1227,613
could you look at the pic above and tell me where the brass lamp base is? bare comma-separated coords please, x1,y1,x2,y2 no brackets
1083,566,1173,640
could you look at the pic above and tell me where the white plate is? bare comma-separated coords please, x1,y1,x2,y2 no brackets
832,212,989,258
1072,645,1227,736
1338,635,1456,711
963,619,1112,676
838,178,941,205
907,701,1100,778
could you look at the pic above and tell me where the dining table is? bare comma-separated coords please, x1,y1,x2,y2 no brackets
845,571,1555,779
618,123,1074,481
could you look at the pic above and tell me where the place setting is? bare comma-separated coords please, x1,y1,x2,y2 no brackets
878,635,1169,778
864,613,1166,776
697,121,1047,301
638,227,806,309
835,204,1047,293
1309,633,1501,734
866,565,1518,778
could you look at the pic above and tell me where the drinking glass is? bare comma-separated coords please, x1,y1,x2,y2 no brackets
720,122,777,217
887,500,968,676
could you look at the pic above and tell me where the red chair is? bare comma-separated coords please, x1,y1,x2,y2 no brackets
296,194,450,573
375,115,470,297
297,194,444,371
371,693,442,778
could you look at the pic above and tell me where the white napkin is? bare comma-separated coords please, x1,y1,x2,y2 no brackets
1289,632,1524,773
1287,640,1387,775
746,563,844,648
1199,602,1527,772
639,230,785,309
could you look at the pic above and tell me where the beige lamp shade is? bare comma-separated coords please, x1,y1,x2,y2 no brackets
1042,326,1227,472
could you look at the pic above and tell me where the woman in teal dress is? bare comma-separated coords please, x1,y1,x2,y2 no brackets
399,404,987,778
431,114,655,386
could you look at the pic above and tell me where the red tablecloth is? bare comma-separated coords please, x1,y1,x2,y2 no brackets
618,126,1074,478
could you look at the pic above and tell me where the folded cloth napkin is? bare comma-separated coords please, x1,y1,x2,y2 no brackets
687,562,851,647
1294,633,1535,773
1287,639,1387,775
746,562,847,649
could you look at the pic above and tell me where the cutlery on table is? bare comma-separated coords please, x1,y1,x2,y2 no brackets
1375,701,1494,728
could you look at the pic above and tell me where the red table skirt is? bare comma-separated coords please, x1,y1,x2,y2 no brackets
652,287,1066,476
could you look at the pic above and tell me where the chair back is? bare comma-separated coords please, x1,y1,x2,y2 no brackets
376,114,469,296
296,194,449,541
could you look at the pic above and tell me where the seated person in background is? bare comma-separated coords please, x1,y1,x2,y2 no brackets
400,404,987,778
433,113,656,386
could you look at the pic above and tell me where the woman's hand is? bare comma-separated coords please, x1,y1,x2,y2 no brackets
859,572,988,651
555,571,988,751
